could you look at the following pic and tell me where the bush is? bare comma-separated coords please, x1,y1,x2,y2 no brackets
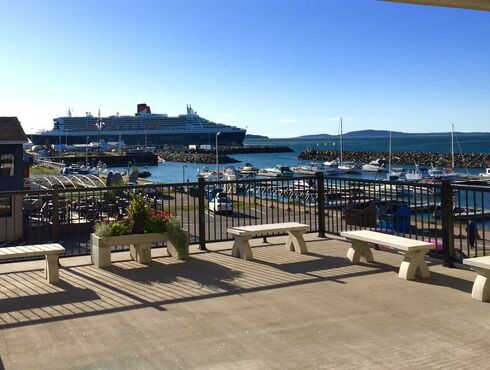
111,221,130,236
126,195,150,234
94,221,113,237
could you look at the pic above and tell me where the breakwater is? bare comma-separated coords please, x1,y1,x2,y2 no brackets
158,151,239,164
57,153,158,167
298,149,490,168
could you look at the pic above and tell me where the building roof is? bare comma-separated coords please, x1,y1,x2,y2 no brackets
381,0,490,11
0,117,28,144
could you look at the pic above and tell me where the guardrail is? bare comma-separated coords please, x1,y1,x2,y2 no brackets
2,174,490,263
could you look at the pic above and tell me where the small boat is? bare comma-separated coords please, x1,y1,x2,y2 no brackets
362,158,386,172
239,163,258,175
337,161,359,173
197,167,221,181
479,168,490,178
258,165,294,177
292,163,340,176
138,170,152,178
405,165,429,181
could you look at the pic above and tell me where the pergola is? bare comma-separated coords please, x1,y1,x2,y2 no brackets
381,0,490,11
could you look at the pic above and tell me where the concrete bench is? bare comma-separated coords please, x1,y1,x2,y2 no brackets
463,256,490,302
0,244,65,283
227,222,309,260
340,230,434,280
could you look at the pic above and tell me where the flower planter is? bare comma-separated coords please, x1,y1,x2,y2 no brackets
90,231,189,268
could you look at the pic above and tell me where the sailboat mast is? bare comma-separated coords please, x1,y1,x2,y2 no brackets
451,123,455,169
340,117,343,165
388,131,392,174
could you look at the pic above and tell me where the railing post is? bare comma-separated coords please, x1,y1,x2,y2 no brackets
441,180,454,268
317,172,326,238
198,177,207,250
52,185,60,242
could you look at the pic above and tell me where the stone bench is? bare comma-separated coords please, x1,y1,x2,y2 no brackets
0,244,65,283
340,230,434,280
227,222,309,260
463,256,490,302
90,232,188,268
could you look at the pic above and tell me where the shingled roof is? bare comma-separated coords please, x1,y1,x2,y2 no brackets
0,117,28,144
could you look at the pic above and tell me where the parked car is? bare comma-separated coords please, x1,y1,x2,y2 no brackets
208,192,233,214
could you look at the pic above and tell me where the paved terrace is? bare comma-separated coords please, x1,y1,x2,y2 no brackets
0,234,489,369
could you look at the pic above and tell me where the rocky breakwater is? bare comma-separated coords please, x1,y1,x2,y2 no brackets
298,149,490,168
158,151,239,164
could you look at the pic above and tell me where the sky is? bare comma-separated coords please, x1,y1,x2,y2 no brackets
0,0,489,138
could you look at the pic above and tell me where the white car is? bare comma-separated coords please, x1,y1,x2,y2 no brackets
208,193,233,214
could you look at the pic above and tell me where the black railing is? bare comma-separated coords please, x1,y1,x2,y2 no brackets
2,174,490,263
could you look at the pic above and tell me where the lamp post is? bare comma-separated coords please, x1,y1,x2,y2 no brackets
182,164,187,183
216,132,221,178
85,136,89,167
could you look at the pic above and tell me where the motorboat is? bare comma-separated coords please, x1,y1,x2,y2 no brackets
362,158,386,172
197,167,221,181
337,161,359,173
223,166,239,181
138,166,152,178
292,163,338,176
479,168,490,178
258,165,294,177
405,165,429,181
239,163,258,175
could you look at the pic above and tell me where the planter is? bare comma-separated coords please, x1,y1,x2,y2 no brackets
90,231,189,268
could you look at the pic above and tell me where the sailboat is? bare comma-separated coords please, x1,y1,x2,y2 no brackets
336,118,359,173
386,131,406,181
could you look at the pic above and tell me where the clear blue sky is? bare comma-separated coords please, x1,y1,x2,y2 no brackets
0,0,489,137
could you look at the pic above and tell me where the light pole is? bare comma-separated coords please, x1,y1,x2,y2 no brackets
182,164,187,183
216,132,221,178
85,136,89,167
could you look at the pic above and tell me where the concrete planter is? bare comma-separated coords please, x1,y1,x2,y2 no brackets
90,231,189,268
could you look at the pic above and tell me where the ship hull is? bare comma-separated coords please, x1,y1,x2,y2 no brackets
30,131,246,147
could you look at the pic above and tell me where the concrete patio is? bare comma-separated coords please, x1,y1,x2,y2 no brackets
0,234,489,369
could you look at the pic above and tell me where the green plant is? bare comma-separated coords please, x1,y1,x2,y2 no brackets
94,221,113,237
144,216,167,234
126,195,150,234
110,221,130,236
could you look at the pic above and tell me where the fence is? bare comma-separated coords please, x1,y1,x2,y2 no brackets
2,174,490,263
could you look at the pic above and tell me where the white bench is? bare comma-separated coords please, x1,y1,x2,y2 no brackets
227,222,309,260
0,244,65,283
463,256,490,302
340,230,434,280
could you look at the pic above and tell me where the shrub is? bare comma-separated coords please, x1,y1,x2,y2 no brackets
110,221,130,236
94,221,113,237
126,195,150,234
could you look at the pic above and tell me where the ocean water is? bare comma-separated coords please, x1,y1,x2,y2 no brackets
114,134,490,183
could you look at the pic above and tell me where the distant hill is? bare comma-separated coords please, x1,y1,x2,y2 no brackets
294,133,334,139
245,134,269,139
296,130,487,139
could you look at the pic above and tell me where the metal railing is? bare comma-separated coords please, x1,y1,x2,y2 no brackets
2,173,490,263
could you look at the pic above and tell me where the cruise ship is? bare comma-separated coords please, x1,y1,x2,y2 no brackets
30,104,246,147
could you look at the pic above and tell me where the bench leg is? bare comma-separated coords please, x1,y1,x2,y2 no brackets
398,250,431,280
346,240,374,264
286,230,307,254
45,255,59,284
130,243,152,264
231,235,253,260
92,245,111,268
470,267,490,302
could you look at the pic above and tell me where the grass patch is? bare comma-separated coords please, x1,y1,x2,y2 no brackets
30,166,59,175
